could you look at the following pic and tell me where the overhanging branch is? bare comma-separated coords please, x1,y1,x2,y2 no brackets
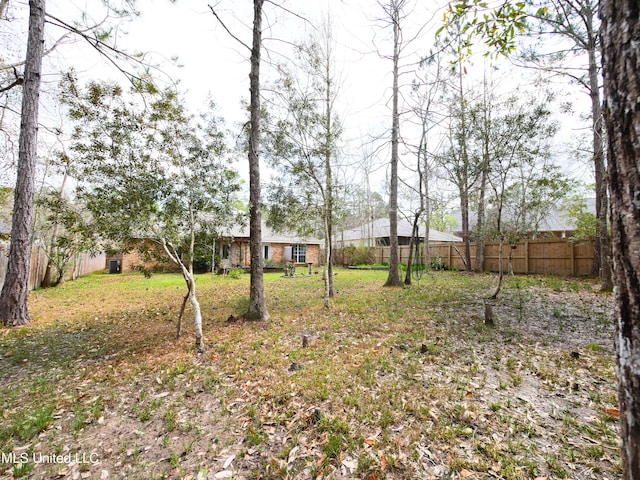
208,4,251,52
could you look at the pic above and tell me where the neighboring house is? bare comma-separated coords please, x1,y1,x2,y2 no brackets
218,222,322,269
105,238,176,274
534,198,597,238
336,217,462,248
105,223,323,274
449,198,596,239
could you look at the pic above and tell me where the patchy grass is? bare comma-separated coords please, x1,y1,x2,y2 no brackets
0,269,619,479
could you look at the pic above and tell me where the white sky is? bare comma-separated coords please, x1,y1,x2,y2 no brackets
3,0,594,198
41,1,400,122
40,0,450,190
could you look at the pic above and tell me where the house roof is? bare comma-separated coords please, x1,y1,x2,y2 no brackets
223,222,322,245
338,217,462,243
449,198,596,234
538,198,596,232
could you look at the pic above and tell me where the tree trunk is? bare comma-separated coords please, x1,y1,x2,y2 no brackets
424,185,431,267
245,0,269,321
490,236,504,300
161,239,205,352
457,57,472,272
588,33,613,290
0,0,9,20
41,241,56,287
384,0,403,287
490,199,505,300
404,214,421,285
600,2,640,478
324,39,335,300
186,273,204,353
460,189,471,271
323,216,331,309
42,165,69,288
474,157,488,273
0,0,46,327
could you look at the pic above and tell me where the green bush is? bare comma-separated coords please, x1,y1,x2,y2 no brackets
430,257,447,271
341,246,375,266
228,267,244,279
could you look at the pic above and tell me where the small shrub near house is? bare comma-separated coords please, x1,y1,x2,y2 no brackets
340,245,376,266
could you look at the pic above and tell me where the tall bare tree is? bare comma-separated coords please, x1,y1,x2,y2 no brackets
379,0,408,287
600,1,640,477
402,56,444,284
0,0,45,326
471,72,493,273
265,22,342,308
245,0,269,320
438,18,479,272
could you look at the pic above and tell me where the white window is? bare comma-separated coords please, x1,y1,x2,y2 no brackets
291,244,306,263
263,244,270,260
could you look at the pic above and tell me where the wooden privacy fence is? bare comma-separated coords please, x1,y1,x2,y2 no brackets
336,239,596,276
0,243,106,291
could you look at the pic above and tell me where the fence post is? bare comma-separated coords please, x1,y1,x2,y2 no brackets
524,241,529,274
571,242,575,276
448,244,452,269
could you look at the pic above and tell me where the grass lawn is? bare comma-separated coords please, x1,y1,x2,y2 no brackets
0,268,619,479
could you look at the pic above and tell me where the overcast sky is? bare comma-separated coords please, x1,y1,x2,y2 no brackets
38,0,450,189
3,0,594,194
40,0,405,126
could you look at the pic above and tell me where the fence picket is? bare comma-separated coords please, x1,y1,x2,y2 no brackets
335,239,596,276
0,242,106,291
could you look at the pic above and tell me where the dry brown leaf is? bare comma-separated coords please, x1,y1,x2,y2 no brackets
57,466,70,477
287,446,299,464
214,471,234,479
341,458,357,471
461,410,476,421
606,407,620,416
460,469,474,477
222,454,236,469
364,438,376,445
380,454,387,471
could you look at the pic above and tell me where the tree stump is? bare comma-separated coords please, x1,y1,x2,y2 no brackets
484,302,494,326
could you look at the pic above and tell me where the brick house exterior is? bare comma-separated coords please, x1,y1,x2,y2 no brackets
105,225,322,274
219,223,322,269
105,239,178,273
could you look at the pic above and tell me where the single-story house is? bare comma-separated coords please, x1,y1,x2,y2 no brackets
336,217,462,248
104,222,323,274
218,222,322,269
105,238,176,274
449,198,597,239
